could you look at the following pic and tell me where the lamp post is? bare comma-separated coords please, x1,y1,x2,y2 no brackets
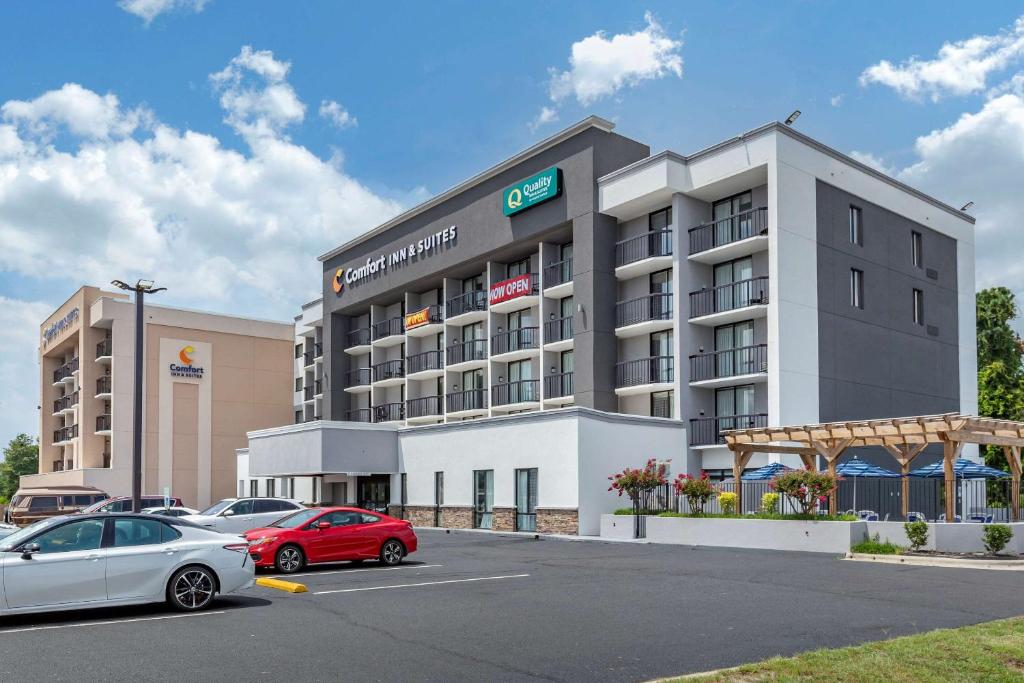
111,279,166,512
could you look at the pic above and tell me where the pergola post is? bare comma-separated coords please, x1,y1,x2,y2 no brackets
942,440,964,522
730,446,754,514
885,443,927,520
1004,446,1022,522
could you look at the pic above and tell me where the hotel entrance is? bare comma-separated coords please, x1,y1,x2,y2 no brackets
358,475,390,513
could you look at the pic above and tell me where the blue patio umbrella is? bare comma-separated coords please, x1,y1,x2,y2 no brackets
909,458,1010,479
742,462,794,481
837,456,899,512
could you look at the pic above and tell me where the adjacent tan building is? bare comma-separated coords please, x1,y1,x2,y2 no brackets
27,286,295,509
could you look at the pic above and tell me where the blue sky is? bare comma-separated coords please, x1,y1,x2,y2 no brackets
1,1,1024,448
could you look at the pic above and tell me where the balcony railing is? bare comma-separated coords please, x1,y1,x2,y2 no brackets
491,327,539,356
407,350,444,375
543,258,572,288
372,403,405,423
544,372,574,399
446,339,488,365
372,360,405,383
303,351,314,366
346,409,371,423
689,276,769,319
408,304,444,328
688,207,768,255
689,344,768,382
53,460,64,472
303,385,314,400
314,379,322,396
96,375,112,395
615,230,672,267
314,342,323,359
492,380,539,406
96,338,112,359
96,414,111,431
446,290,487,318
53,424,79,444
53,357,79,383
53,391,79,414
544,315,573,343
373,317,405,341
615,356,674,388
616,293,673,328
689,413,768,446
407,395,444,419
347,327,371,348
446,388,487,413
346,368,372,388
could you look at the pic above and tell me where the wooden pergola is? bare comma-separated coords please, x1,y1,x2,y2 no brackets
723,413,1024,521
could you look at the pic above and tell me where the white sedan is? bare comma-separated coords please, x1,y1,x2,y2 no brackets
182,498,305,534
141,506,200,518
0,513,254,615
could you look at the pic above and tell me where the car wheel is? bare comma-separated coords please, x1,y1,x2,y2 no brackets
167,566,217,612
379,539,404,566
275,545,305,574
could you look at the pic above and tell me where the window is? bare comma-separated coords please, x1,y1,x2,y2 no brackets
559,242,573,261
360,513,381,524
473,470,494,529
462,274,485,293
320,510,360,526
560,349,574,374
113,518,177,546
912,231,923,268
249,480,258,497
254,499,291,514
507,257,531,278
515,468,538,532
716,385,755,420
266,479,275,498
649,269,673,319
294,410,302,424
712,191,754,244
715,321,756,376
229,499,254,515
295,377,302,392
295,343,302,359
651,390,674,418
27,496,59,511
913,289,924,325
31,519,105,554
850,268,864,309
649,206,672,231
849,206,863,246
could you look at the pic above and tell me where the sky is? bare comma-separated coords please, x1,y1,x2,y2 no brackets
1,1,1024,449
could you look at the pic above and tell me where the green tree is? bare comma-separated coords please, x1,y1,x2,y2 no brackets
976,288,1024,469
0,434,38,501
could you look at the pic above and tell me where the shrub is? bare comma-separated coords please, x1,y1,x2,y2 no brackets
982,524,1014,554
761,492,780,515
770,469,839,515
719,491,738,515
608,459,668,506
674,471,715,515
904,520,929,551
852,535,903,555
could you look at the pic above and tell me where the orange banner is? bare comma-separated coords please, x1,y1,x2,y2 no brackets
405,307,430,330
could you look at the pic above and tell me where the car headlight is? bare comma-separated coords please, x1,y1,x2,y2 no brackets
248,536,274,547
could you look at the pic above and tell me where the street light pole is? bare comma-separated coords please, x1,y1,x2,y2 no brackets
111,279,166,513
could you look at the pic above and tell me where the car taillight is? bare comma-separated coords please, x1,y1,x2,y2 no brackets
223,543,249,553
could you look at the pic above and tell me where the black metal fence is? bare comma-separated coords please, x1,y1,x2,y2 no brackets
544,315,572,343
688,207,768,255
447,339,488,365
491,327,539,355
616,230,673,267
347,327,371,348
689,344,768,382
372,317,404,341
616,293,673,327
372,359,404,382
544,258,572,288
544,372,573,399
446,388,487,413
492,380,539,406
689,276,769,318
615,356,673,388
407,395,443,419
407,350,443,375
446,290,487,317
689,414,768,446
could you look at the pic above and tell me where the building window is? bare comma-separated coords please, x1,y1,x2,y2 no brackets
295,343,302,359
850,268,864,309
913,288,924,325
507,257,531,278
515,468,538,532
912,231,923,268
649,206,672,231
250,480,258,497
473,470,494,529
294,377,302,392
651,390,674,418
294,410,302,424
266,479,275,498
849,206,863,246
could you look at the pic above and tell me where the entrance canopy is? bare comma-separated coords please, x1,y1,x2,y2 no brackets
722,413,1024,520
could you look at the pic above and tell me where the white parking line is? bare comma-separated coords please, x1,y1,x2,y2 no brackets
313,573,530,595
271,563,443,579
0,610,227,634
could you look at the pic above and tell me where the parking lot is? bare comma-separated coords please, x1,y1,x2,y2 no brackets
1,529,1023,682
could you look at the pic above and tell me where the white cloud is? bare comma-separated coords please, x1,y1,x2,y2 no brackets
210,46,306,140
1,83,150,140
529,106,559,132
830,94,844,107
318,100,357,129
118,0,209,25
849,150,894,176
0,297,53,452
860,16,1024,100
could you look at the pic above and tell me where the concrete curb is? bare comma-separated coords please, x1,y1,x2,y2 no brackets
845,552,1024,570
413,526,647,543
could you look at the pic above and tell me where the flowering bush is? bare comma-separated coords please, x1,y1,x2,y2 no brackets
674,471,716,515
719,491,738,515
760,492,780,515
608,459,668,505
770,469,838,515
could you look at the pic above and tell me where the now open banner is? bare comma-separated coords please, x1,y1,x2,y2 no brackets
489,274,533,305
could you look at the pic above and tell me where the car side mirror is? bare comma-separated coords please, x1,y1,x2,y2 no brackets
316,521,331,530
20,542,39,560
221,509,235,516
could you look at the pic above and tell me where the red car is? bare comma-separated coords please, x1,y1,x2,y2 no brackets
244,506,417,573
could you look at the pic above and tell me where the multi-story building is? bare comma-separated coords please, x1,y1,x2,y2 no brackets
243,116,976,534
30,286,295,509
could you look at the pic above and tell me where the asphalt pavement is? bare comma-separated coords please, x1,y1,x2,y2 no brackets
0,529,1022,682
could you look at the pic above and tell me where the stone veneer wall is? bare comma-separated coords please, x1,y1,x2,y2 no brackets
491,507,515,532
389,504,578,535
537,508,578,535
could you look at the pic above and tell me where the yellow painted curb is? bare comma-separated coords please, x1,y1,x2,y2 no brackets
255,577,308,593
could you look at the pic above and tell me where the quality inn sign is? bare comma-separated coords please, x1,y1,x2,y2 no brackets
503,167,561,216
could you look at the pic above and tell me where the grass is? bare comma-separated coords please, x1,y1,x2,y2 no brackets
851,538,904,554
670,617,1024,682
655,511,859,522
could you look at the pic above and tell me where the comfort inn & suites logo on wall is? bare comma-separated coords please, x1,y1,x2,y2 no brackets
170,345,204,378
503,167,561,216
332,268,345,294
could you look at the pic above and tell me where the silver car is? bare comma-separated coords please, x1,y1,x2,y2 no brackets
0,513,254,615
182,498,305,534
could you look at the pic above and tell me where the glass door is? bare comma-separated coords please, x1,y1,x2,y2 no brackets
508,359,534,401
515,468,538,532
712,191,753,245
474,470,494,529
649,269,672,319
713,257,753,311
714,321,754,377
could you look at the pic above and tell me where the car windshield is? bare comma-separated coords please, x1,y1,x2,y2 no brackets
81,499,115,513
0,517,63,550
271,509,321,529
197,500,234,516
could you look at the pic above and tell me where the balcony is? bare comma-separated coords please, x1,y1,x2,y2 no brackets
490,327,539,361
372,317,405,347
445,388,487,417
314,342,323,359
345,327,372,355
615,293,673,338
405,304,445,338
688,207,768,263
543,315,573,351
96,375,112,398
543,258,573,298
372,360,405,387
96,339,112,362
372,402,405,424
53,424,79,445
303,385,314,401
406,350,444,379
488,273,540,314
689,413,768,447
491,379,540,411
52,391,79,415
446,339,488,371
406,395,444,423
303,350,314,367
614,356,673,396
689,344,769,387
446,290,487,324
346,408,371,423
314,379,323,397
615,230,672,279
52,460,64,472
543,372,574,405
96,414,112,434
52,358,79,385
689,276,769,325
345,367,372,393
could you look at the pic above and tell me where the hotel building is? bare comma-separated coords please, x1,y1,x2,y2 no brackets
30,286,295,509
244,116,977,534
